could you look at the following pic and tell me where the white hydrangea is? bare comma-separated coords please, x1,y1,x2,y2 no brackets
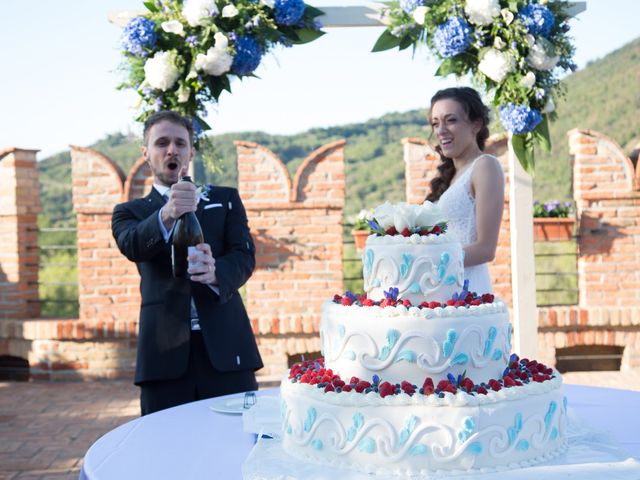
464,0,501,25
144,51,180,91
195,34,232,76
393,203,418,232
527,39,560,71
182,0,218,27
373,202,395,229
478,48,515,83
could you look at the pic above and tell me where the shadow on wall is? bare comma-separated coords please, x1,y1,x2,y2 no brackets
253,230,299,269
578,211,622,256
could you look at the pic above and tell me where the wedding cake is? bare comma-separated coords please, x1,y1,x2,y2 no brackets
279,202,568,475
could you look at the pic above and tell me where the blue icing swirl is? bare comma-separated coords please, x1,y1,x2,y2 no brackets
372,278,381,288
445,275,457,285
443,329,457,357
492,348,503,361
364,249,374,275
468,442,483,455
563,396,568,411
464,417,475,431
303,407,316,433
353,413,364,429
441,252,450,266
345,351,356,361
458,430,470,442
550,427,558,440
450,352,469,366
395,350,417,363
286,425,292,434
483,326,497,357
399,415,419,446
408,282,421,294
544,401,557,434
409,444,428,456
507,324,513,352
400,253,413,279
311,439,323,450
508,413,523,446
516,439,530,451
358,437,376,454
379,329,400,361
438,264,446,282
347,427,357,442
337,325,345,338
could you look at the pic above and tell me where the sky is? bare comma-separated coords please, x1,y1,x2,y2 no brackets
2,1,639,159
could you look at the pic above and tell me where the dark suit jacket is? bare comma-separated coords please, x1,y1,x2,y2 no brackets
112,186,263,385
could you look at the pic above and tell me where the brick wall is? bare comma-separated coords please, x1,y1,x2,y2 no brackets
403,134,512,305
570,129,640,308
237,140,346,379
0,148,41,319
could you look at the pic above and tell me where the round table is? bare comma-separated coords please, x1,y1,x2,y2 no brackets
79,385,640,480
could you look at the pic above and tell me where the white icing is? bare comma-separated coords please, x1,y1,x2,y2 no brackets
281,376,567,474
321,301,510,385
363,234,465,304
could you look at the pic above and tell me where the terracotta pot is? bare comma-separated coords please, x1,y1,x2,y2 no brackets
351,229,370,252
533,218,575,241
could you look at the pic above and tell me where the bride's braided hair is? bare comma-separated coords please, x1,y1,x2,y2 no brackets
425,87,490,202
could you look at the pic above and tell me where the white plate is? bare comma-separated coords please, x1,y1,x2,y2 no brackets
209,395,254,415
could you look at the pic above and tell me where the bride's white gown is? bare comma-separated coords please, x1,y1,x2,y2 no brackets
437,155,496,295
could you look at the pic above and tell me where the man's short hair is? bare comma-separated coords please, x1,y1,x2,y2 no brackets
143,111,195,146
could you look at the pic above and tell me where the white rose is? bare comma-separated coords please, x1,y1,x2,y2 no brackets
519,71,536,88
542,97,555,113
478,48,515,83
177,85,191,103
144,51,180,91
182,0,218,27
415,201,445,229
412,6,429,25
500,8,514,25
527,39,560,71
161,20,184,36
393,203,418,232
195,46,233,76
260,0,275,7
464,0,500,25
373,202,396,230
221,4,239,18
214,32,229,49
493,36,505,50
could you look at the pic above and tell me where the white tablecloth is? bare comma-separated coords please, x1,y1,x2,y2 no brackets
80,385,640,480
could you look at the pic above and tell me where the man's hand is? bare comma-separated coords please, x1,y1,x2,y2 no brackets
160,181,198,229
188,243,217,285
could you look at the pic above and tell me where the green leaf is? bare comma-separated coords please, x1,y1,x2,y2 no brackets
398,35,415,51
143,1,159,12
435,54,469,77
304,5,325,18
511,133,535,176
532,114,552,152
372,30,402,52
508,0,519,12
290,29,325,45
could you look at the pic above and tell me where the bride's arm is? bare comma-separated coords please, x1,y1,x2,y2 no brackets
463,155,505,267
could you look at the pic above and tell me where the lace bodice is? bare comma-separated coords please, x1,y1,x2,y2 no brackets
436,154,498,293
437,158,481,247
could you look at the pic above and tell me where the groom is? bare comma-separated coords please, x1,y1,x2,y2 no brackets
112,111,263,415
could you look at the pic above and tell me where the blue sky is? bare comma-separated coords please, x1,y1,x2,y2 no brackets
2,1,639,159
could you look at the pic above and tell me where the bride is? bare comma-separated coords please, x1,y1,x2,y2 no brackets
426,87,505,295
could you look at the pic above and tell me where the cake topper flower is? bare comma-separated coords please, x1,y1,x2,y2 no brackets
366,201,448,237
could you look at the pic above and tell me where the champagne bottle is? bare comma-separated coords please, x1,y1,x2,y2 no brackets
171,176,204,279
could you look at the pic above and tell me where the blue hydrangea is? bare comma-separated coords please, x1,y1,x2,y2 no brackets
433,17,472,58
399,0,424,14
121,17,157,57
518,4,555,38
231,36,263,76
274,0,306,26
499,104,543,134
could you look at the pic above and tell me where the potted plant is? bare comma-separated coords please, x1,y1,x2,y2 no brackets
533,200,575,241
350,210,373,252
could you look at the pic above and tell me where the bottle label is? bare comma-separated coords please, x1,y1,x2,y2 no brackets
188,246,201,272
